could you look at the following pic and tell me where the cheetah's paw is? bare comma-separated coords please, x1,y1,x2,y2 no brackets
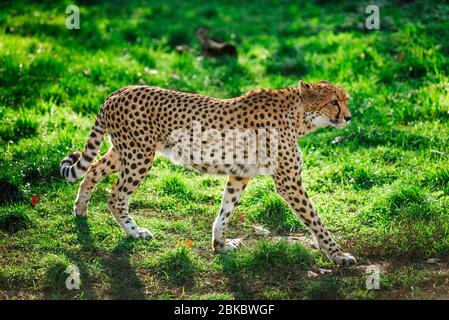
74,204,87,217
213,238,243,253
128,227,153,240
332,253,356,266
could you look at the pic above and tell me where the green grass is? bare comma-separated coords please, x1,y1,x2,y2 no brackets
143,245,202,286
1,0,449,299
241,179,303,232
0,206,33,233
219,240,314,276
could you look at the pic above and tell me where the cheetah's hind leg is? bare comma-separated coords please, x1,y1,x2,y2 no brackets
74,147,120,216
106,152,155,239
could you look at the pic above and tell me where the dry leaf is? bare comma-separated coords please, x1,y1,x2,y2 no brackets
307,271,319,278
430,150,446,157
426,258,441,264
288,233,305,240
319,268,332,274
185,240,193,248
253,225,270,235
170,72,180,80
31,194,41,207
331,135,346,144
144,67,158,75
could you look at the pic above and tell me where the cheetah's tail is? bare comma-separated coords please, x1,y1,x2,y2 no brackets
60,111,107,182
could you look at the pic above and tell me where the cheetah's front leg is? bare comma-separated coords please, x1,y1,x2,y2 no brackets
273,146,356,266
212,176,251,253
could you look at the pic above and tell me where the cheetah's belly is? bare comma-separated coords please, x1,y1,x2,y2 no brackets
155,143,272,176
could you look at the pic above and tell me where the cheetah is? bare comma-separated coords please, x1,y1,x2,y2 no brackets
60,80,355,266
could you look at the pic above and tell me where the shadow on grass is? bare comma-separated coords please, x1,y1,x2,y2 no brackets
0,206,32,234
142,245,201,290
215,240,315,299
215,255,253,299
216,241,367,299
72,216,145,299
39,217,96,299
0,179,22,205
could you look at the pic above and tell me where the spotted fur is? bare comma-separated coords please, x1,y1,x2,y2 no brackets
61,80,355,265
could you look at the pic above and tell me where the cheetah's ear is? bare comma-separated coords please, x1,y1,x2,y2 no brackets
298,80,313,94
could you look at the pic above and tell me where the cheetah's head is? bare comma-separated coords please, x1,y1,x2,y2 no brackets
299,80,352,129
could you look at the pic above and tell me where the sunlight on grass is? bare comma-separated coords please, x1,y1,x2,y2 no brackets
0,0,448,299
144,245,202,285
217,240,314,276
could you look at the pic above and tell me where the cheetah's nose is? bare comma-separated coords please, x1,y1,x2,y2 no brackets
344,116,352,122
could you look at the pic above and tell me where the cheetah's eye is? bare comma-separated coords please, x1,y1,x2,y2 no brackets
330,100,339,106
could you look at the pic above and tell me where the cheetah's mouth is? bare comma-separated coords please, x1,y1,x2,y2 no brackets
330,119,348,129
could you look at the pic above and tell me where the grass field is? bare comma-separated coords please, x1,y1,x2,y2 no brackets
1,0,449,300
